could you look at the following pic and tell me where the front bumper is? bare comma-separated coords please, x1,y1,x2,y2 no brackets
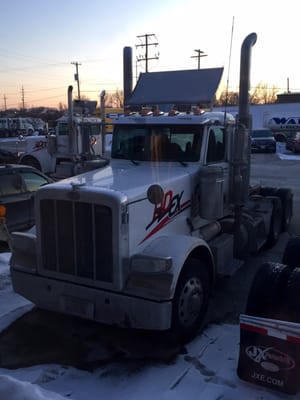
10,269,173,331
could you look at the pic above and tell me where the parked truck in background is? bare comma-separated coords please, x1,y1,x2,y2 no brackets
0,117,34,137
263,111,300,150
10,33,294,343
0,87,106,177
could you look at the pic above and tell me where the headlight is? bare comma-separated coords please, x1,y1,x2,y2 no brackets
130,254,172,274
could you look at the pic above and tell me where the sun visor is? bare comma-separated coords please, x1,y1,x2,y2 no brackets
126,67,224,107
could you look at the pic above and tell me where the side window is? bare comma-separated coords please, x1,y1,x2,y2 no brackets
0,173,23,196
207,127,225,163
20,172,50,192
58,123,69,136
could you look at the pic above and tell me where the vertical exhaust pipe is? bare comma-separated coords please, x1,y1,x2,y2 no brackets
123,46,133,108
237,33,257,129
230,33,257,206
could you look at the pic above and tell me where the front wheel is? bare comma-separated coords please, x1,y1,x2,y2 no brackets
20,156,41,171
170,259,210,343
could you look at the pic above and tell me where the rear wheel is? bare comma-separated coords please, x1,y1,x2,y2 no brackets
245,262,291,319
171,259,210,343
282,236,300,269
260,187,293,232
281,267,300,322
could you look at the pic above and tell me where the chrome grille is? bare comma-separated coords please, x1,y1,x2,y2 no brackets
40,199,113,282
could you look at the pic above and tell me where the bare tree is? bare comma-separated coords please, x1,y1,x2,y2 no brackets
215,82,279,106
250,82,279,104
105,90,124,108
215,90,239,106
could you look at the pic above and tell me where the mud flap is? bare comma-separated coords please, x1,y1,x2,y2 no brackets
237,314,300,395
0,221,12,251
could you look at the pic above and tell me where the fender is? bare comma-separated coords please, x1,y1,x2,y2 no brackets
136,234,215,297
19,147,55,173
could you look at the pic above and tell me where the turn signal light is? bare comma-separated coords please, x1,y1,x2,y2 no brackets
0,205,6,218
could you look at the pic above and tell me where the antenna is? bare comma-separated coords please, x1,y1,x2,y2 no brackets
224,16,235,122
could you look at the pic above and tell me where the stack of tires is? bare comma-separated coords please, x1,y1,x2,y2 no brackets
245,236,300,322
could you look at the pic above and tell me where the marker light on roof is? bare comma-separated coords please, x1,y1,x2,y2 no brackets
193,107,204,115
0,205,6,224
168,110,179,116
140,109,153,116
124,110,136,116
153,109,164,116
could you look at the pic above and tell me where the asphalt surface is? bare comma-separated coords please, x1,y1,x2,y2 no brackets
0,151,299,369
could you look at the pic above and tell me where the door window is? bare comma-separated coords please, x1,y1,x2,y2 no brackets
207,127,226,163
0,173,23,196
20,171,50,192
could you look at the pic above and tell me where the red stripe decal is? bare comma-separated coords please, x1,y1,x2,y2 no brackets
240,322,268,335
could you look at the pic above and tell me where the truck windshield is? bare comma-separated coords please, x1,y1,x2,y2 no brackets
111,124,203,162
80,123,101,136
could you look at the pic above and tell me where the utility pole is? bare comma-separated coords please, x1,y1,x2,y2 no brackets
3,95,7,111
191,49,207,69
71,61,81,99
136,33,159,73
21,86,25,110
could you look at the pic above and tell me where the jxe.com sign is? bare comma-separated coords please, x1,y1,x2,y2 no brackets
267,116,300,130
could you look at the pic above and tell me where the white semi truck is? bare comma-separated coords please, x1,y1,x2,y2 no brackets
0,87,105,177
0,117,34,136
10,33,293,343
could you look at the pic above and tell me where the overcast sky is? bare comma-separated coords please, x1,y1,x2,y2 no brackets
0,0,299,109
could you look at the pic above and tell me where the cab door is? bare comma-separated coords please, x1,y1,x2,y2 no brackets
0,171,31,231
204,126,230,215
20,170,52,226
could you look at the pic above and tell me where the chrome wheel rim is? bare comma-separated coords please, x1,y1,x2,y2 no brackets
178,276,203,327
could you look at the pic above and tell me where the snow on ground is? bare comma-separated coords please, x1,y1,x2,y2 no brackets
0,251,299,400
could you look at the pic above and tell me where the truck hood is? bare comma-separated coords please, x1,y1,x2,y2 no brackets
48,160,197,203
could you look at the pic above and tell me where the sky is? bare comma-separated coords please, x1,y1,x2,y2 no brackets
0,251,298,400
0,0,300,110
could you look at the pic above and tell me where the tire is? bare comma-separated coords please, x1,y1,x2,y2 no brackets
266,196,282,247
245,262,291,319
281,267,300,322
260,188,293,232
282,236,300,269
20,156,41,171
276,188,293,231
171,259,210,343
